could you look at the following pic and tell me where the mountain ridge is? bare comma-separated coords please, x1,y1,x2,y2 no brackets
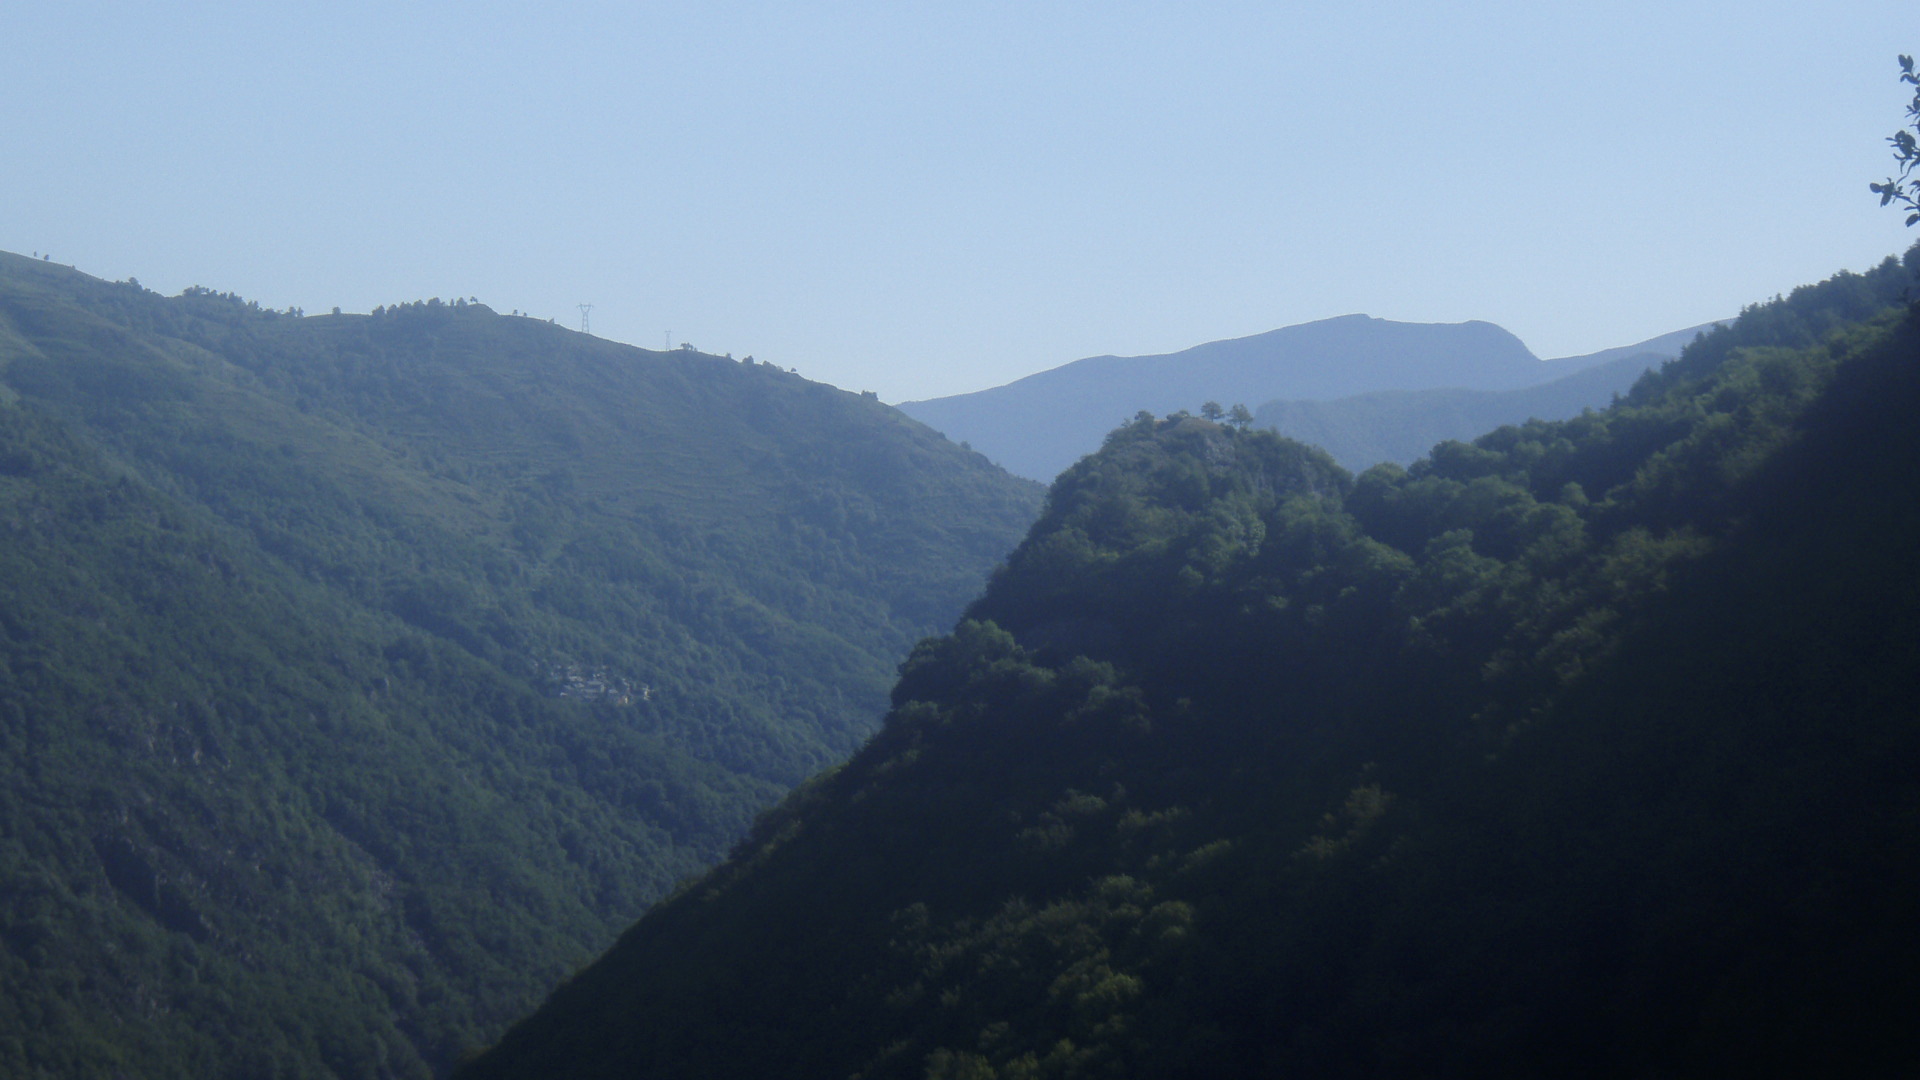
1254,350,1669,472
0,249,1044,1078
898,314,1717,482
457,248,1920,1079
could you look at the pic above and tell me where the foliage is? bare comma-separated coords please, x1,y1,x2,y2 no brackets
461,246,1920,1078
0,251,1043,1078
1870,54,1920,225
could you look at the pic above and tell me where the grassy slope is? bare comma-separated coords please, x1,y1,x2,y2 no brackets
0,252,1042,1078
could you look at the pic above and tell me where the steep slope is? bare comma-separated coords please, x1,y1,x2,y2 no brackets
0,252,1044,1078
461,249,1919,1078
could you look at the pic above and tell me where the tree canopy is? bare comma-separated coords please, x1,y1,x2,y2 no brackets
459,248,1920,1079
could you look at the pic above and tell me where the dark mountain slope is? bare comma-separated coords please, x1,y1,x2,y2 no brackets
0,252,1042,1078
460,249,1919,1078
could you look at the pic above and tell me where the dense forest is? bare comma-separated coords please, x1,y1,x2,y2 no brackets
462,246,1920,1078
0,251,1043,1079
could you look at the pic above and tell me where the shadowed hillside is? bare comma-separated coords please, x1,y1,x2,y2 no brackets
460,249,1919,1079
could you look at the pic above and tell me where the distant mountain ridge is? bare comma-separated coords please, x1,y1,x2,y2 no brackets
1255,350,1680,473
898,315,1719,481
1537,321,1717,370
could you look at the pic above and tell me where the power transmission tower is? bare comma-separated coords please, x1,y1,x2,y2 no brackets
578,304,593,334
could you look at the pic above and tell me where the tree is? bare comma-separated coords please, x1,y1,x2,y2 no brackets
1870,54,1920,226
1227,403,1254,429
1201,401,1225,422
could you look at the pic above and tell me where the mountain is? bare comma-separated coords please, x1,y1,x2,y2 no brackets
458,248,1920,1078
898,315,1710,483
1253,322,1726,473
1536,320,1720,371
1253,351,1654,473
0,251,1043,1079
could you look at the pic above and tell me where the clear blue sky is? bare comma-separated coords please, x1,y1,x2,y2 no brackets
5,2,1916,402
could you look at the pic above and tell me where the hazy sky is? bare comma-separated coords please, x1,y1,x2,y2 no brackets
6,2,1916,401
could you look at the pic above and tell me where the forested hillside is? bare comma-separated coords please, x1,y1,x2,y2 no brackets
0,252,1043,1079
463,247,1920,1078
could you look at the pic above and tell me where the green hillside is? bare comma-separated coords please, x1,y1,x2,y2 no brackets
0,252,1043,1078
460,247,1920,1078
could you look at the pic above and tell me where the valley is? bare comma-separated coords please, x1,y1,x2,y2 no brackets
2,245,1915,1079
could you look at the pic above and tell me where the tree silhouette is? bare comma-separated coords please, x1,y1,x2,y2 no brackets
1870,54,1920,226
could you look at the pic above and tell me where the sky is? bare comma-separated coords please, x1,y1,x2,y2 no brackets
5,2,1917,402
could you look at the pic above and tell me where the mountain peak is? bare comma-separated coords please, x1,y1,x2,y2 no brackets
899,316,1542,482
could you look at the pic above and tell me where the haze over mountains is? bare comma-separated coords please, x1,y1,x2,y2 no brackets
1255,350,1670,474
899,316,1720,481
